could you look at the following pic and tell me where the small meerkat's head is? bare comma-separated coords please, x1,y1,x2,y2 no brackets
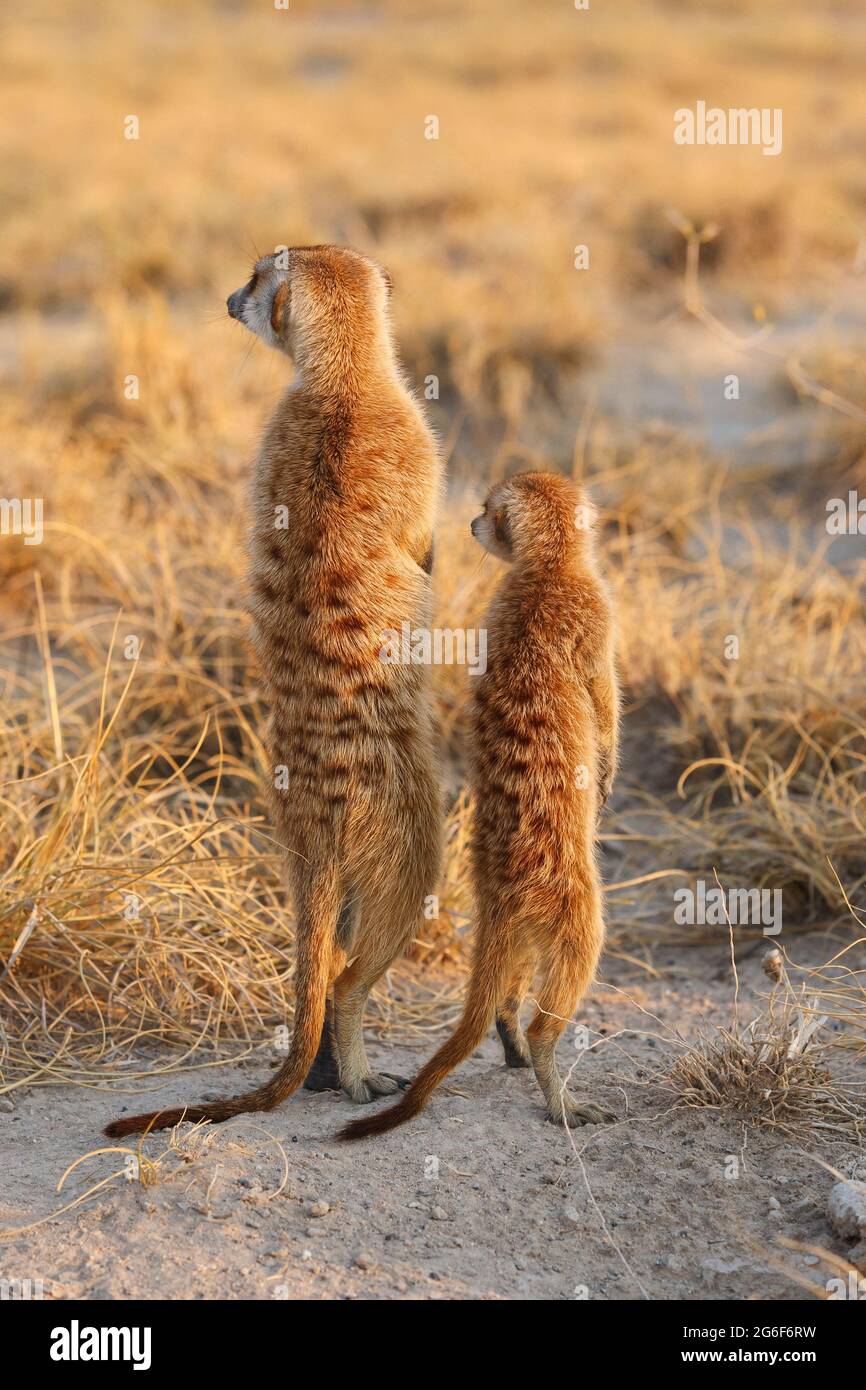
471,472,597,568
226,245,393,370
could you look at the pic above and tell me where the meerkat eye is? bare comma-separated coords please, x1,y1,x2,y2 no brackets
494,509,510,545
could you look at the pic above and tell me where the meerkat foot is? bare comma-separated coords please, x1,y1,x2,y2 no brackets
496,1016,532,1068
546,1095,612,1127
343,1071,411,1104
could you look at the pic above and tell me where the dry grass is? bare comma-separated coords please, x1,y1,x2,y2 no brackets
2,0,866,1100
660,943,866,1139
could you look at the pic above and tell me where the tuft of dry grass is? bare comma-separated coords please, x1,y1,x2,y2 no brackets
660,944,866,1139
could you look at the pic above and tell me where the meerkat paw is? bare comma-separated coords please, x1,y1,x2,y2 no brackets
343,1071,411,1104
547,1095,612,1127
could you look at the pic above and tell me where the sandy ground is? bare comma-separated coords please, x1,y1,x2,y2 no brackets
1,937,861,1302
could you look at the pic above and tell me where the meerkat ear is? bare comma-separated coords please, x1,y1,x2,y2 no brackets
380,267,393,297
270,280,291,337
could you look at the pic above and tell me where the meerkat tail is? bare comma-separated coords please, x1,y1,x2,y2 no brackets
338,945,505,1142
104,871,341,1139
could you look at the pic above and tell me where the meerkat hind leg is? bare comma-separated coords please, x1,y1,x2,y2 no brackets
302,997,341,1091
303,924,350,1092
526,944,611,1127
333,956,410,1104
528,1035,610,1127
496,962,534,1068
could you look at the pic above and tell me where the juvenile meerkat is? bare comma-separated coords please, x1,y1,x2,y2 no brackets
340,470,618,1140
105,245,442,1138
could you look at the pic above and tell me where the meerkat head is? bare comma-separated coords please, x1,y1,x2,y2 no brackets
470,480,517,562
471,472,598,568
226,245,394,373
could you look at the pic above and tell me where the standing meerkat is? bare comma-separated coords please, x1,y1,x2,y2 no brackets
340,471,618,1141
105,245,442,1138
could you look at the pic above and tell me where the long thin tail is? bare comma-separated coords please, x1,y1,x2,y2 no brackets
104,871,340,1139
338,952,501,1142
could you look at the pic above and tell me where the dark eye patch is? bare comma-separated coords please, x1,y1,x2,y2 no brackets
494,508,511,545
248,272,259,294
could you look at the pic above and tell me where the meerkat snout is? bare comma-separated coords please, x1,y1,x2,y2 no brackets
225,252,292,351
226,288,245,320
471,485,515,562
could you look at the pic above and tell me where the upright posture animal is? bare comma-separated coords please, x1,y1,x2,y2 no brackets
105,246,442,1138
340,471,618,1140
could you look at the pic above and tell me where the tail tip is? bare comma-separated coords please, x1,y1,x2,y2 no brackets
337,1118,372,1143
103,1110,162,1139
337,1097,417,1142
103,1117,132,1139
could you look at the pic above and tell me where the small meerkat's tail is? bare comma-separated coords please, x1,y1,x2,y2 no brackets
104,869,341,1139
338,941,504,1142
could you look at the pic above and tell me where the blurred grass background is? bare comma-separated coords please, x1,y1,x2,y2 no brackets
2,0,866,1091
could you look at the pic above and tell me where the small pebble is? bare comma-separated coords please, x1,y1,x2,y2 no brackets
431,1206,449,1221
828,1180,866,1242
307,1200,330,1218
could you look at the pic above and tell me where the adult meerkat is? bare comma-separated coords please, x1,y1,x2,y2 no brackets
105,245,442,1138
340,471,618,1140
